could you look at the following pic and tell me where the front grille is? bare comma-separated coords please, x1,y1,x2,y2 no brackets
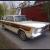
42,25,49,32
43,25,48,29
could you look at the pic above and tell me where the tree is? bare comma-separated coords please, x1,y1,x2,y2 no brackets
2,2,8,16
43,1,50,22
0,4,4,19
9,1,16,15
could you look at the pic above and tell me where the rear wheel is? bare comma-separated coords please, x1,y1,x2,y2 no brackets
18,30,27,41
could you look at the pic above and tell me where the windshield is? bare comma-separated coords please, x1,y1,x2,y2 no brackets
15,16,28,22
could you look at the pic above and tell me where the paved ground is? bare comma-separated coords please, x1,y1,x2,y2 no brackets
0,33,20,49
0,26,50,49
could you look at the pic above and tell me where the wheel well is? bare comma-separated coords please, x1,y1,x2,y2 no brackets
18,29,28,37
18,29,25,33
18,28,26,32
18,29,28,41
18,29,26,35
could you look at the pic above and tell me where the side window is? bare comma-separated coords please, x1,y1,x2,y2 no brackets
9,16,14,21
5,16,9,21
5,16,14,21
2,16,6,20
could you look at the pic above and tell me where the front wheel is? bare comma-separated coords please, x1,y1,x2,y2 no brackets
18,30,27,41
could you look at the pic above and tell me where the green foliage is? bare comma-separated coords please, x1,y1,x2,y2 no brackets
0,3,9,19
2,2,8,16
0,4,4,17
43,1,50,22
10,8,16,15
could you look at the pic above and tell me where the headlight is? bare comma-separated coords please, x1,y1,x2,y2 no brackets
37,29,42,33
32,28,42,34
32,28,42,37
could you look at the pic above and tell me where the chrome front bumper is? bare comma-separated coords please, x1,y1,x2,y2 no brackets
31,32,42,38
31,25,49,38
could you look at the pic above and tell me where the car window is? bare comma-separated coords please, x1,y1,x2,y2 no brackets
9,16,14,21
5,16,9,21
6,16,14,21
2,16,6,20
15,16,28,22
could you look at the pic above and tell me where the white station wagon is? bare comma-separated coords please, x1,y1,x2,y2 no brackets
0,15,50,41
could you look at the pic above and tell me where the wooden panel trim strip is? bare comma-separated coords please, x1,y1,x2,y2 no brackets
0,20,31,31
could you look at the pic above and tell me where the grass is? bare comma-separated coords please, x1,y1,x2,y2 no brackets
0,33,19,49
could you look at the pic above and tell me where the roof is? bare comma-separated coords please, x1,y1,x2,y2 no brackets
5,15,26,16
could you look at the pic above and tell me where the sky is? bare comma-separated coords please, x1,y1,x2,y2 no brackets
0,1,35,8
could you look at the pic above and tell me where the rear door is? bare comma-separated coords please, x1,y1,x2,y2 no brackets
4,16,18,34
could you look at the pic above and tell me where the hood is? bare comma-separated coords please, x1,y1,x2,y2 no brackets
15,21,50,28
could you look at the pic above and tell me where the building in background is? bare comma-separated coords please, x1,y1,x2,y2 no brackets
21,1,48,22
